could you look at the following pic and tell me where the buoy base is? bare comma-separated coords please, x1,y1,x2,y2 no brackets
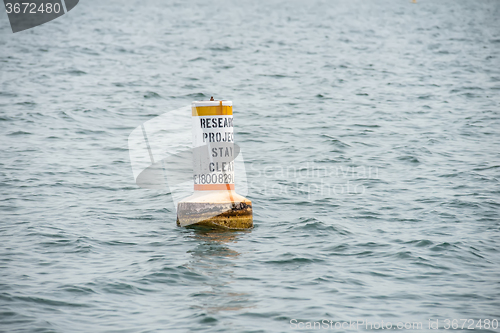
176,190,253,230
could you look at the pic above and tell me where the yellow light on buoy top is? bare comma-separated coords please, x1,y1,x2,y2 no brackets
176,98,253,230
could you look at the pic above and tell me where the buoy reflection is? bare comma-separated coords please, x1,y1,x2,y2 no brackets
184,227,255,314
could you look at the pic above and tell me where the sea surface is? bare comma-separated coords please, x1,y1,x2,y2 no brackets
1,0,500,332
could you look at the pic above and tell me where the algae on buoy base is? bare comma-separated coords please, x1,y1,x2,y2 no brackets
177,190,252,230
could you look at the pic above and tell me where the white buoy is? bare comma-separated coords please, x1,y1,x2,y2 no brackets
176,98,253,229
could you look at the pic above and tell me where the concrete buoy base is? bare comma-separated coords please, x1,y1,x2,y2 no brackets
177,190,253,230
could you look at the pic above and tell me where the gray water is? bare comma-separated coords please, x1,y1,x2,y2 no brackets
1,0,500,332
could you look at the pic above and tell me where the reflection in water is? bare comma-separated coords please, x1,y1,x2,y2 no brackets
184,227,254,314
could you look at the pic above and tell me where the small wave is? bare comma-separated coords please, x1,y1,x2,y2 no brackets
142,265,206,285
321,134,351,147
143,91,162,99
397,155,420,163
405,239,434,247
101,281,146,295
15,101,36,106
208,45,233,52
291,217,351,235
0,91,17,97
13,295,90,308
258,74,289,78
264,256,322,265
66,69,87,76
7,131,31,136
183,92,206,99
188,57,206,62
58,285,96,295
353,124,380,128
429,242,458,252
473,165,500,171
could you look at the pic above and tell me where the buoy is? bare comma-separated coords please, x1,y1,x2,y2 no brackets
176,98,253,230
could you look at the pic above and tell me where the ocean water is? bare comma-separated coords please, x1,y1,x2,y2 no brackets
1,0,500,332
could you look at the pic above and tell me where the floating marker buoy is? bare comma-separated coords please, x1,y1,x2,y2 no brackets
176,99,253,230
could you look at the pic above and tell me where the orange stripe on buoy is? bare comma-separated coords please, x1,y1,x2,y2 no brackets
192,105,232,116
226,182,235,203
194,184,235,191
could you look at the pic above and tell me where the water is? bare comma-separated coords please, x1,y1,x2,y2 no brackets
1,0,500,332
